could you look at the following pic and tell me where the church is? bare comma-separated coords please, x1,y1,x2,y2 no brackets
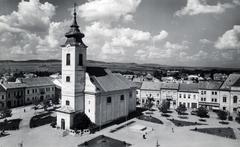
56,5,136,130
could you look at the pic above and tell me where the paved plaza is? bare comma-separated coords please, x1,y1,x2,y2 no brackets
0,106,240,147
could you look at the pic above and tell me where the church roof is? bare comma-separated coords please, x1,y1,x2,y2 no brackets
86,67,135,92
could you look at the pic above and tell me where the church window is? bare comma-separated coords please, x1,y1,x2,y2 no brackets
66,76,70,82
66,100,70,105
79,54,83,66
66,53,70,65
120,95,124,101
107,97,111,103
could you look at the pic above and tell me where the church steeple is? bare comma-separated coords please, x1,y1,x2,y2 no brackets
64,3,86,47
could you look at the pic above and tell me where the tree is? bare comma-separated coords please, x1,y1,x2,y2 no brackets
176,104,187,115
217,110,228,122
158,100,170,113
144,97,155,110
0,108,12,118
72,112,92,131
197,107,208,118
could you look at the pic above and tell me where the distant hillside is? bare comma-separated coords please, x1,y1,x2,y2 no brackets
0,59,240,74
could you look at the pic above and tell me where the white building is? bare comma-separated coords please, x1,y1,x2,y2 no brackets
56,7,136,130
198,81,223,110
16,77,55,104
177,83,198,109
219,74,240,112
160,83,179,109
140,81,161,105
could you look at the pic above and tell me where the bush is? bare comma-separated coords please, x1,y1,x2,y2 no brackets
0,108,12,119
228,116,233,121
176,104,187,115
71,112,92,131
197,107,209,118
158,100,170,113
217,110,228,121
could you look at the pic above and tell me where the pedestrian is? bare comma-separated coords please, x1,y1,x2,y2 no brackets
143,134,146,139
172,127,174,133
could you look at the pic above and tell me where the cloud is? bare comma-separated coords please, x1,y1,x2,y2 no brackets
84,22,151,61
215,25,240,50
176,0,235,16
152,30,168,42
0,0,55,33
0,0,69,60
199,38,212,44
78,0,141,23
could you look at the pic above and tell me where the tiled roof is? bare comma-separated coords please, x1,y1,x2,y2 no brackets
220,74,240,90
232,78,240,87
141,81,161,90
179,83,198,93
198,81,223,90
161,83,179,90
87,67,133,92
133,82,142,89
20,77,54,87
1,82,27,89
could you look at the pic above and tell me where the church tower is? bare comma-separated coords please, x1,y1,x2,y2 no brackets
56,3,87,130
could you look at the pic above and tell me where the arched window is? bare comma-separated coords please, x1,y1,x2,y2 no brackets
66,76,70,82
233,96,238,103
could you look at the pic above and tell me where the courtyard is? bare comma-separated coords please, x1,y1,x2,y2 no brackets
0,105,240,147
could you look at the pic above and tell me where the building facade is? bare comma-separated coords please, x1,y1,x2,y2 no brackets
177,83,199,109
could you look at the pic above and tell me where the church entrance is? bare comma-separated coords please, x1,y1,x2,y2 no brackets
61,119,65,130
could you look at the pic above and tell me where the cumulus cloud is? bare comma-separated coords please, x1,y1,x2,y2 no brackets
152,30,168,42
84,22,151,60
215,25,240,50
0,0,69,60
0,0,55,32
78,0,141,23
176,0,235,16
199,38,212,44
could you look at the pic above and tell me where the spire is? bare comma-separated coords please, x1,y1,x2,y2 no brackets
64,3,86,47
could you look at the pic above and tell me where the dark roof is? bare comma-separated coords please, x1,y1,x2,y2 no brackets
1,82,27,89
198,81,223,90
141,81,161,90
232,78,240,87
179,83,198,93
87,67,134,92
220,74,240,90
161,83,179,90
20,77,54,87
0,85,5,92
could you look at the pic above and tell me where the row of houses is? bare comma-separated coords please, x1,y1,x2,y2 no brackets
138,73,240,113
0,77,57,109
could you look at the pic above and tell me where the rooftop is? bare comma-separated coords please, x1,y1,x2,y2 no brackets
141,81,161,90
198,81,223,90
161,82,179,90
20,77,54,87
220,74,240,90
179,83,198,93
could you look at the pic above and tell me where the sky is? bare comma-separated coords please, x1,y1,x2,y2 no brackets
0,0,240,68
